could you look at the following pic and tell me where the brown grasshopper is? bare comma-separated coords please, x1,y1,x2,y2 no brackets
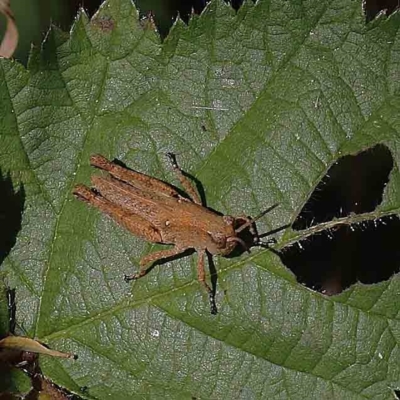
73,154,276,314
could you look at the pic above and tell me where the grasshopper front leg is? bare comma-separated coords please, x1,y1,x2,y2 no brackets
235,216,276,248
124,247,188,282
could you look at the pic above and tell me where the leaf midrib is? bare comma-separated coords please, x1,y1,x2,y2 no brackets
42,225,400,344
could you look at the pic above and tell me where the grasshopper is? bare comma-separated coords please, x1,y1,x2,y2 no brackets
73,154,276,314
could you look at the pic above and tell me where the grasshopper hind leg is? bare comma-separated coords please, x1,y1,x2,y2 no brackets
90,154,181,199
73,184,162,243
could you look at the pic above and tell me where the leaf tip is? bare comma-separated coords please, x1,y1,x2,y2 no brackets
168,13,187,36
74,7,90,27
139,12,158,34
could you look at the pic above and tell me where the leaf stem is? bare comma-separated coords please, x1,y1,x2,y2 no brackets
280,208,400,249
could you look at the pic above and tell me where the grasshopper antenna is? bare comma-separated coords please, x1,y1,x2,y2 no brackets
235,204,278,234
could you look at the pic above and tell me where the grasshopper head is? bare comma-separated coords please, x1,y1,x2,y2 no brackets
206,216,248,256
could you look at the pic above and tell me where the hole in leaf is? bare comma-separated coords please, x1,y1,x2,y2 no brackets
281,145,398,295
364,0,400,22
293,144,393,230
0,170,25,265
281,216,400,295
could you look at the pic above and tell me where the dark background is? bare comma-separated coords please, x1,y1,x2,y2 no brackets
5,0,400,64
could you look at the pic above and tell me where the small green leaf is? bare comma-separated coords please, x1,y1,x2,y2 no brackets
1,0,400,398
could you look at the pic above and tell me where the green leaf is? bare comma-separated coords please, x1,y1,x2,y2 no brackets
1,0,400,398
